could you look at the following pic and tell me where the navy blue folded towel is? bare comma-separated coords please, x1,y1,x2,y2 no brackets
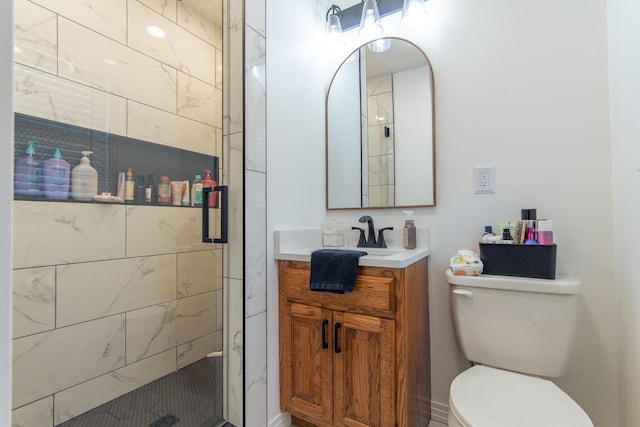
309,249,368,293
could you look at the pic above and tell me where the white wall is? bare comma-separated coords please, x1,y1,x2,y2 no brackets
609,0,640,426
266,0,328,424
0,1,13,426
267,0,618,426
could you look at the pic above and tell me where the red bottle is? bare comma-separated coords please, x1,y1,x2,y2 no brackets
201,169,217,207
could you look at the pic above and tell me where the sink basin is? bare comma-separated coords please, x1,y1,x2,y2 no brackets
274,229,430,268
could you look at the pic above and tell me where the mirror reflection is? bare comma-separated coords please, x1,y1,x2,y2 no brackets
327,37,435,209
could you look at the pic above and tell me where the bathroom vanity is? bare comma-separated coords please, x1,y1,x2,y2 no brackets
276,230,431,427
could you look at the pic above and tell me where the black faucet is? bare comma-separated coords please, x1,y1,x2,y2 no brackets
352,215,393,248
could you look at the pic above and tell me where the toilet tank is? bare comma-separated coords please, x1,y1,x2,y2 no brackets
446,270,581,378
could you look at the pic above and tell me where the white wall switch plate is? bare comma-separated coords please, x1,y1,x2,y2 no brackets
474,165,495,194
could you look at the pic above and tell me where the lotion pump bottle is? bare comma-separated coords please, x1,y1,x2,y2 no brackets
71,151,98,201
402,210,416,249
15,140,42,196
43,147,71,200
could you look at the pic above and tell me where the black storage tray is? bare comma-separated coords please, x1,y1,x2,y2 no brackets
478,242,557,279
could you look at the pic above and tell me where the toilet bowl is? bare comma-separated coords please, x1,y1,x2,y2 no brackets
446,270,593,427
448,365,592,427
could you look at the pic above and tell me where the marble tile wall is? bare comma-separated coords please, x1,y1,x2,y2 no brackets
244,0,268,426
14,0,222,157
11,202,224,425
222,0,246,423
367,74,395,207
12,0,226,425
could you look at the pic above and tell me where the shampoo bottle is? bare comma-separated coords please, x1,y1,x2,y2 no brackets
71,151,98,201
403,210,416,249
124,168,134,203
43,147,70,200
15,140,42,197
202,169,216,207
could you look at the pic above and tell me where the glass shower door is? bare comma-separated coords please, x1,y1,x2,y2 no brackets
11,1,234,426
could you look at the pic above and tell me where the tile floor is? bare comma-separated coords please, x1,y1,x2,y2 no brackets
58,357,225,427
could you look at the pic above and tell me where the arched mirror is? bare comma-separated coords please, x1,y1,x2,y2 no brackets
326,37,435,209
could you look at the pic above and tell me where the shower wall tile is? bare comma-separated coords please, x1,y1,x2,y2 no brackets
11,396,53,427
12,201,126,269
14,65,127,136
216,289,223,332
178,0,223,48
175,292,218,344
12,314,126,409
224,132,244,280
126,302,178,363
12,266,55,339
127,100,216,155
245,171,266,317
177,332,217,369
245,28,266,173
177,71,222,128
225,277,244,427
177,249,223,298
245,0,266,37
128,0,217,86
54,349,176,425
367,74,392,96
125,205,219,257
216,49,223,89
58,18,177,113
14,0,57,74
126,292,216,363
138,0,178,22
245,312,267,427
56,254,177,327
33,0,127,44
224,0,243,135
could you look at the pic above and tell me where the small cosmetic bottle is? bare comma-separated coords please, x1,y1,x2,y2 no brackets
537,219,554,245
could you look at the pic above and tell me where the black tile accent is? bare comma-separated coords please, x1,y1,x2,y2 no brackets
150,414,180,427
14,113,217,202
57,357,224,427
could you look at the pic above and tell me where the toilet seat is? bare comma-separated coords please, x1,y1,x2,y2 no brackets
449,365,593,427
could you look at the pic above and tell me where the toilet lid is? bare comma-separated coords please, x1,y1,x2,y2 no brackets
449,366,593,427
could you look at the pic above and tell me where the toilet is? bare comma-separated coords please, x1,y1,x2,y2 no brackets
445,270,593,427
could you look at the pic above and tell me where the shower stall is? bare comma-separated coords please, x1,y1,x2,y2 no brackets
10,0,244,426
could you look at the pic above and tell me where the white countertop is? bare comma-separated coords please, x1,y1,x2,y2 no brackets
274,228,430,269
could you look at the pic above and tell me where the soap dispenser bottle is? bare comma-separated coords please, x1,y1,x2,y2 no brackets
71,151,98,201
15,140,42,197
403,210,416,249
43,147,71,200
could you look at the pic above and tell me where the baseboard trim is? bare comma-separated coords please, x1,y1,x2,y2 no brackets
431,400,449,424
268,412,292,427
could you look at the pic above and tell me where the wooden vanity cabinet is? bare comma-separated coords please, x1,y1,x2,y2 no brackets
278,258,430,427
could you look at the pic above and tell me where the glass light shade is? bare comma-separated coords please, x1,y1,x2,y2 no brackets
368,38,391,53
401,0,429,28
359,0,384,38
325,13,345,48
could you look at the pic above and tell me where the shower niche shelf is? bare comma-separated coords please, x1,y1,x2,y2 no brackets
14,113,218,206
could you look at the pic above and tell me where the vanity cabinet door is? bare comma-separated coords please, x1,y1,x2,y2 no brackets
333,312,396,427
281,302,334,425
